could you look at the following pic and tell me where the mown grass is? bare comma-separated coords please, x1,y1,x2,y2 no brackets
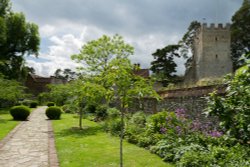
0,108,19,140
52,114,173,167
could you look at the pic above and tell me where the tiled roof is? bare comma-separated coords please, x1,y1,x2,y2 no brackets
133,69,150,78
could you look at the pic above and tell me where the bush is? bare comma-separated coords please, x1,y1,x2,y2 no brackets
107,108,120,119
47,102,55,107
62,103,79,114
46,106,62,120
104,118,122,136
86,104,96,113
10,105,30,120
21,99,32,106
30,101,38,108
129,111,147,127
207,61,250,143
95,105,108,121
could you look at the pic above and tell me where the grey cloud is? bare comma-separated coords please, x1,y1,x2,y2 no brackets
13,0,242,36
12,0,243,76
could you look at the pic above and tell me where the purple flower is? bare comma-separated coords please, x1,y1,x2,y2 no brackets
175,126,182,135
175,108,186,119
160,127,167,134
208,130,223,138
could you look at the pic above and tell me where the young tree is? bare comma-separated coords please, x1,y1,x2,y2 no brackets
231,0,250,70
0,0,40,81
103,57,159,167
150,44,181,86
72,34,159,166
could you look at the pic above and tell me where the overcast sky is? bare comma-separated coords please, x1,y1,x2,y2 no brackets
12,0,242,77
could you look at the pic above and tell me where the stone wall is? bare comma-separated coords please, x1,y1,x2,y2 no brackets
185,23,233,83
129,85,226,124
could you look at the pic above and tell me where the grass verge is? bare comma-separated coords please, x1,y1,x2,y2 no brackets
0,108,19,140
52,114,173,167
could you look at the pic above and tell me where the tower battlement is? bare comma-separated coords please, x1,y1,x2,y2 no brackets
184,22,233,84
201,23,230,30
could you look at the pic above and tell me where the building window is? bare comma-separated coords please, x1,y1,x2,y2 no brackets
215,37,218,41
216,54,218,59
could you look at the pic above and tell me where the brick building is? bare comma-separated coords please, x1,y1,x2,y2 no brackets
25,74,67,95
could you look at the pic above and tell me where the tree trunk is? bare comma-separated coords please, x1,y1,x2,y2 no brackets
79,110,83,129
120,107,124,167
79,101,84,129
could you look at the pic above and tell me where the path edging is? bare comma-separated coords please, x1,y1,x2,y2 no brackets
48,120,60,167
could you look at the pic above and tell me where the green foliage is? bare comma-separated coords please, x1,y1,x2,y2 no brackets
45,106,62,120
104,118,122,136
147,111,169,133
40,83,72,106
231,0,250,69
177,144,250,167
62,104,78,114
179,21,201,70
107,107,120,119
47,102,55,107
0,0,40,81
150,45,181,86
129,111,146,127
29,101,38,108
0,75,27,107
207,55,250,142
9,105,30,120
54,68,78,81
72,34,134,74
94,105,108,121
85,104,96,113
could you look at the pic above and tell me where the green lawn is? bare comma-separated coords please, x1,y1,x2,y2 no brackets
0,108,19,140
52,114,173,167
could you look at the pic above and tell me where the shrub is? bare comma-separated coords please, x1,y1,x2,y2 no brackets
30,101,38,108
21,99,32,106
86,104,96,113
129,111,147,127
46,106,62,120
207,60,250,143
10,105,30,120
107,108,120,119
62,104,78,114
104,118,121,136
47,102,55,107
95,105,108,121
147,111,168,133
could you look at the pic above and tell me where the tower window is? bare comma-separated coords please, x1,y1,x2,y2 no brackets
216,54,218,59
215,37,218,41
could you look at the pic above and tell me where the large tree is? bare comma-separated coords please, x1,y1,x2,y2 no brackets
150,44,181,86
231,0,250,70
179,21,201,70
54,68,77,81
0,0,40,81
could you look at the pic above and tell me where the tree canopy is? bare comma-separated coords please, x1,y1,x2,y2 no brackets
0,0,40,81
231,0,250,69
150,44,181,86
71,34,134,74
54,68,78,81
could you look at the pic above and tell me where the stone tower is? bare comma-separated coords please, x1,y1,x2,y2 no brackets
185,23,233,83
